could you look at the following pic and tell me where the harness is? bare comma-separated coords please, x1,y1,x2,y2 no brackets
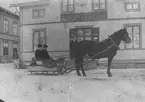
83,36,120,65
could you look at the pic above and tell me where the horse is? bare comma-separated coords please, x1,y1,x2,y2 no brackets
70,28,131,77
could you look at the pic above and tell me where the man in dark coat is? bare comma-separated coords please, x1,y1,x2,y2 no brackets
35,44,42,61
41,44,56,68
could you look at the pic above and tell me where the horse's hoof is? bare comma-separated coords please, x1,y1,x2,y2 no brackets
108,74,112,77
83,74,87,76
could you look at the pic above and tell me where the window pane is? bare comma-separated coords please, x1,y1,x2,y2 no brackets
120,41,125,49
94,0,99,4
33,11,39,17
63,5,67,12
85,37,91,40
100,0,105,9
133,26,139,34
78,37,84,41
134,34,139,41
39,9,44,16
100,3,105,9
126,27,132,34
93,37,98,40
84,29,91,36
69,0,73,5
126,43,133,48
40,31,44,37
78,29,84,36
133,40,139,48
133,3,138,9
94,3,99,10
63,0,67,5
34,32,39,45
126,4,132,10
68,5,73,12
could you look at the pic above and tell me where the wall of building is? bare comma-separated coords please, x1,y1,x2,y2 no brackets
0,10,19,62
20,0,61,25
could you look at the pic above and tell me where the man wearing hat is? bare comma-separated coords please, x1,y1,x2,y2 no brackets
35,44,42,60
41,44,56,68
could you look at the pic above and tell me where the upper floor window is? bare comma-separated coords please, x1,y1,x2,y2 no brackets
13,22,18,36
3,19,9,33
125,0,140,11
62,0,74,13
92,0,106,11
32,8,45,18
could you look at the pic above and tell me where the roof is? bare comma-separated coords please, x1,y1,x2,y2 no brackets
0,5,19,18
9,0,51,7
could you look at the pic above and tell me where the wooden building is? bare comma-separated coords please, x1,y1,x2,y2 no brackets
10,0,145,64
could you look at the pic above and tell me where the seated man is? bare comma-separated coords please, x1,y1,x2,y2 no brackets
41,44,56,68
35,44,42,61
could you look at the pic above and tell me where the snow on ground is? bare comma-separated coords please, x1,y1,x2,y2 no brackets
0,64,145,102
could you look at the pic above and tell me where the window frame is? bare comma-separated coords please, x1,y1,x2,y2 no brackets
12,22,18,36
61,0,75,14
3,18,9,34
122,23,142,50
32,8,45,18
92,0,107,12
3,40,9,56
32,28,47,51
69,27,99,42
124,0,140,12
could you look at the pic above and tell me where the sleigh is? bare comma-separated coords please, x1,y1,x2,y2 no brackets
28,56,73,75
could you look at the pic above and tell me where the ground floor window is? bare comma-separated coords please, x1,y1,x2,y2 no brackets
69,27,99,42
13,42,18,59
120,24,141,49
3,40,8,56
69,27,99,58
33,29,46,51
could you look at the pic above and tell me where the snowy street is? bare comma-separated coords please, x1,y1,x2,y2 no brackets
0,64,145,102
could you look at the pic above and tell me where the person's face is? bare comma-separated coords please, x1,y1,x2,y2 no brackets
43,47,47,50
38,47,42,50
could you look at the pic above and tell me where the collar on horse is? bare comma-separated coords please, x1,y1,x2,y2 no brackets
108,35,120,50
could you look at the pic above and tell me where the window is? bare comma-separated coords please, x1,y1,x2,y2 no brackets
125,0,140,11
123,24,141,49
3,19,9,33
32,8,45,18
92,0,106,11
13,43,18,59
33,29,46,51
3,41,8,56
12,22,18,36
62,0,74,13
69,27,99,42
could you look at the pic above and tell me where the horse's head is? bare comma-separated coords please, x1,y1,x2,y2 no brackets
119,28,131,43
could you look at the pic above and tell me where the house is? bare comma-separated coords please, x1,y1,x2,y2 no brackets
10,0,145,64
0,6,19,62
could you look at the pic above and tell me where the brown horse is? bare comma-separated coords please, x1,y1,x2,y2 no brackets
70,28,131,77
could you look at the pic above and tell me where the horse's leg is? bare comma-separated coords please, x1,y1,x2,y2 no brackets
75,58,81,76
80,58,86,76
107,56,114,77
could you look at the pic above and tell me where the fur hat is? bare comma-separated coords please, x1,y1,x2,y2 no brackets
38,44,42,47
43,44,48,48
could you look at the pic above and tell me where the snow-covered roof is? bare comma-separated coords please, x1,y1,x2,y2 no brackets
9,0,51,7
0,5,19,18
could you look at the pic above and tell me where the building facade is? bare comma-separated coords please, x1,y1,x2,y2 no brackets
0,6,19,62
10,0,145,62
